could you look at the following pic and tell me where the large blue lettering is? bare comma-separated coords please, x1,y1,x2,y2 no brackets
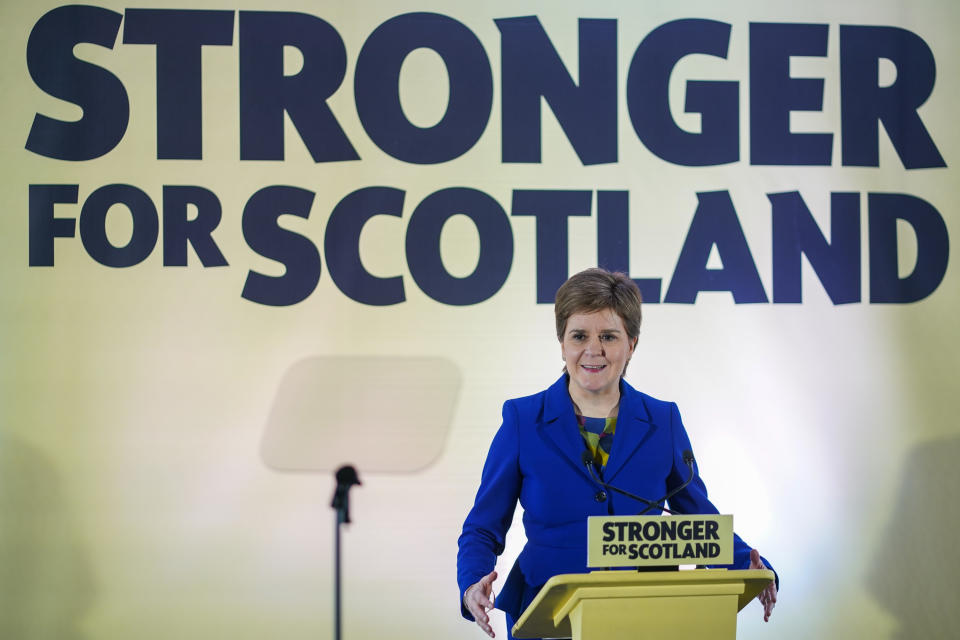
497,17,616,165
162,186,228,267
750,23,831,166
665,192,767,303
868,193,948,302
406,188,512,304
840,26,945,168
123,9,234,160
79,185,159,267
355,13,492,164
241,186,320,306
25,6,127,161
28,185,79,266
596,191,662,303
239,12,358,162
627,19,738,166
325,187,406,305
771,192,860,303
511,190,592,303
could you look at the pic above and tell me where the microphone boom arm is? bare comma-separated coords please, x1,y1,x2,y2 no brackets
638,450,696,515
581,451,678,515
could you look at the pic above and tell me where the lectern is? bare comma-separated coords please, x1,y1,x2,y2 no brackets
511,568,774,640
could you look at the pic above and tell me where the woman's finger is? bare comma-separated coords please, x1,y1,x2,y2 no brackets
478,618,495,638
465,572,499,636
762,584,776,621
470,593,495,637
480,571,497,590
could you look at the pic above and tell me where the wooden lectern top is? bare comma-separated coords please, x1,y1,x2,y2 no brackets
511,568,774,639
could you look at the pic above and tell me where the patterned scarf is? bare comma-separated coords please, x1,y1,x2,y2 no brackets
578,415,617,469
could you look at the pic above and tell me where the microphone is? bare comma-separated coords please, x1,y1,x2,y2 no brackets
331,465,361,640
580,451,677,515
331,465,362,524
638,450,696,515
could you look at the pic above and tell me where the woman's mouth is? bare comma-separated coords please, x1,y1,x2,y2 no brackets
581,364,606,372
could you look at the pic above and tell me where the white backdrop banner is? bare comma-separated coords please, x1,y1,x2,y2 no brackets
1,1,957,639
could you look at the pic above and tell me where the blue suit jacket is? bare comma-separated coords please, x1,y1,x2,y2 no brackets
457,375,774,622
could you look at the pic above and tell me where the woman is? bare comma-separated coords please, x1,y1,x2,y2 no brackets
457,268,777,639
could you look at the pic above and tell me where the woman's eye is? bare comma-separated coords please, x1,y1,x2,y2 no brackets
601,334,617,341
571,333,585,341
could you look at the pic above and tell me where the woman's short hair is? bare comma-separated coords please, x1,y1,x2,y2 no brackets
554,268,643,341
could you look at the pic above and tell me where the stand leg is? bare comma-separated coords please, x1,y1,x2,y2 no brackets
334,519,342,640
331,465,359,640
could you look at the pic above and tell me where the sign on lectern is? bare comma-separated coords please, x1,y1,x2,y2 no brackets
587,514,734,567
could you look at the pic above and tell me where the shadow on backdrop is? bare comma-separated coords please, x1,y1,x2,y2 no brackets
0,432,94,640
260,356,462,473
868,436,960,638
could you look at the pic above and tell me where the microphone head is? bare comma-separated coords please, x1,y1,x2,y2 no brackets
682,450,695,465
581,450,594,466
335,464,361,487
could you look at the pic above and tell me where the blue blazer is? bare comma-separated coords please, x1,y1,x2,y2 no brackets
457,375,774,623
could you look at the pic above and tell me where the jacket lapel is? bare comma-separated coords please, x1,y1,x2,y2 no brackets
603,381,657,483
539,376,658,484
539,376,592,479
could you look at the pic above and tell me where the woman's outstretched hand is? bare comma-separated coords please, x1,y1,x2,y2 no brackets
463,570,498,637
750,548,778,621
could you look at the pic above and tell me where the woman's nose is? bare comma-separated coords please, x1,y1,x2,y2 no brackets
585,336,604,354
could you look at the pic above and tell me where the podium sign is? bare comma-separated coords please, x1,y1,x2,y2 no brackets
587,514,733,568
511,569,775,640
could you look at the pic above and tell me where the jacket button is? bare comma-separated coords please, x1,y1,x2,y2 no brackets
594,491,607,502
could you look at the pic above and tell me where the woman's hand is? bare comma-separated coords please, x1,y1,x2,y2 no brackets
750,549,777,621
463,570,498,637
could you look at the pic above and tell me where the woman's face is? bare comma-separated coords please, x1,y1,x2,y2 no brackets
560,308,637,399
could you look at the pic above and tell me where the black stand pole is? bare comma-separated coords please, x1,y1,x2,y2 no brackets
331,465,361,640
334,513,342,640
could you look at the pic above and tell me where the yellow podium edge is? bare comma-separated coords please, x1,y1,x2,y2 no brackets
511,568,774,639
